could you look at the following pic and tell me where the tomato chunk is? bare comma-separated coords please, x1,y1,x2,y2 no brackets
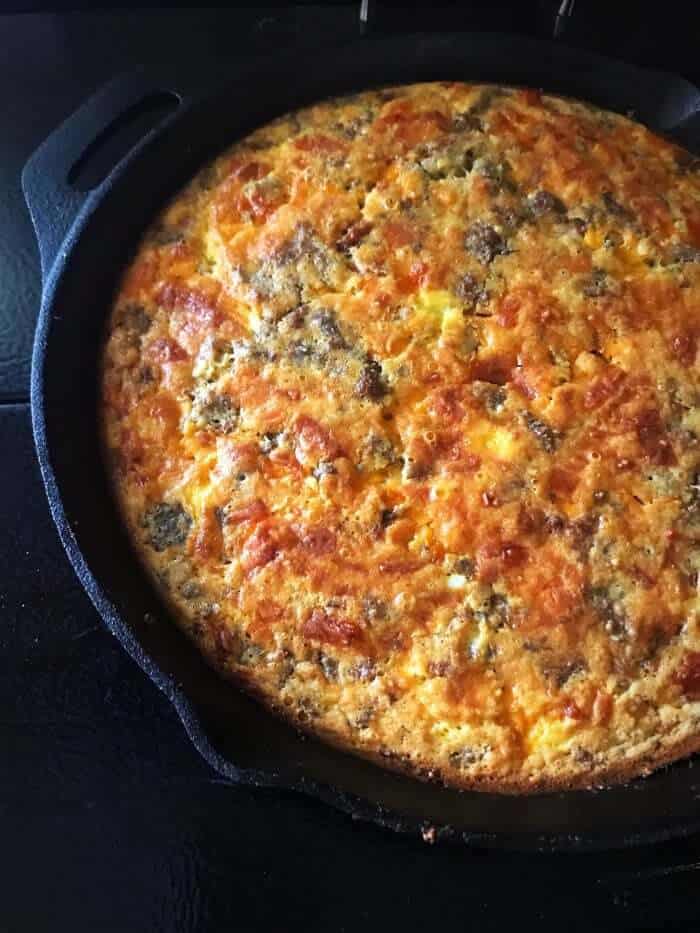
240,524,278,573
476,540,528,582
194,507,223,561
584,368,624,410
298,526,337,555
301,609,362,647
227,499,268,525
674,652,700,697
147,337,187,363
295,415,343,462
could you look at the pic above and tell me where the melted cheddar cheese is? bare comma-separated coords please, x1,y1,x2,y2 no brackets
102,83,700,792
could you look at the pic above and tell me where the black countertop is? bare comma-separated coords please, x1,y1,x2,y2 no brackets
3,7,700,931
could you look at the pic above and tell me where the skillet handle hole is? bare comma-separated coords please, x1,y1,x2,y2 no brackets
67,91,181,192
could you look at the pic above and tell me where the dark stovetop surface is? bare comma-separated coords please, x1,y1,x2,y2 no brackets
3,6,700,931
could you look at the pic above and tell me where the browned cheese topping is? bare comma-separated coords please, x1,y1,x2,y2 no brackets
102,83,700,792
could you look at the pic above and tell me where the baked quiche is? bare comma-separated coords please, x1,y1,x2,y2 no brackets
102,83,700,792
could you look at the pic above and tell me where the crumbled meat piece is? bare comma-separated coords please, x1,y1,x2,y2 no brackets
488,593,510,627
473,159,518,194
449,745,489,768
487,387,507,412
604,231,623,249
427,659,451,677
529,190,567,217
471,381,506,411
310,308,347,348
362,596,388,623
379,507,398,528
473,592,511,630
493,205,526,233
336,220,372,252
567,514,600,556
464,221,507,264
586,584,629,640
523,412,560,452
117,303,151,335
492,389,511,414
355,358,388,400
451,112,483,132
248,264,301,312
544,513,566,534
540,657,585,688
669,243,700,264
580,267,609,298
419,144,474,180
351,659,377,682
601,191,635,224
362,434,396,471
190,393,239,433
455,273,489,305
452,556,475,577
273,221,319,265
288,339,315,364
142,502,192,551
317,652,339,682
282,306,307,329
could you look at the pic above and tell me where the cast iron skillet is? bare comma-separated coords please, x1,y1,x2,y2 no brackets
23,33,700,851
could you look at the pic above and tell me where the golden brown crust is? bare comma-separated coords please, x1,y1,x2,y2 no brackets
101,83,700,793
187,656,700,794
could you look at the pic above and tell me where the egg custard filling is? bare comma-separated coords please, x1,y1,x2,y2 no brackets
102,83,700,792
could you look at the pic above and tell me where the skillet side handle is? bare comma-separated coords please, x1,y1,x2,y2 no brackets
21,67,195,284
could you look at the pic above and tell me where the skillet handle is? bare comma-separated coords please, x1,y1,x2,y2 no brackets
21,67,200,283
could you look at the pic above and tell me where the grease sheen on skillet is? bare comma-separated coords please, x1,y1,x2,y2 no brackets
101,82,700,793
